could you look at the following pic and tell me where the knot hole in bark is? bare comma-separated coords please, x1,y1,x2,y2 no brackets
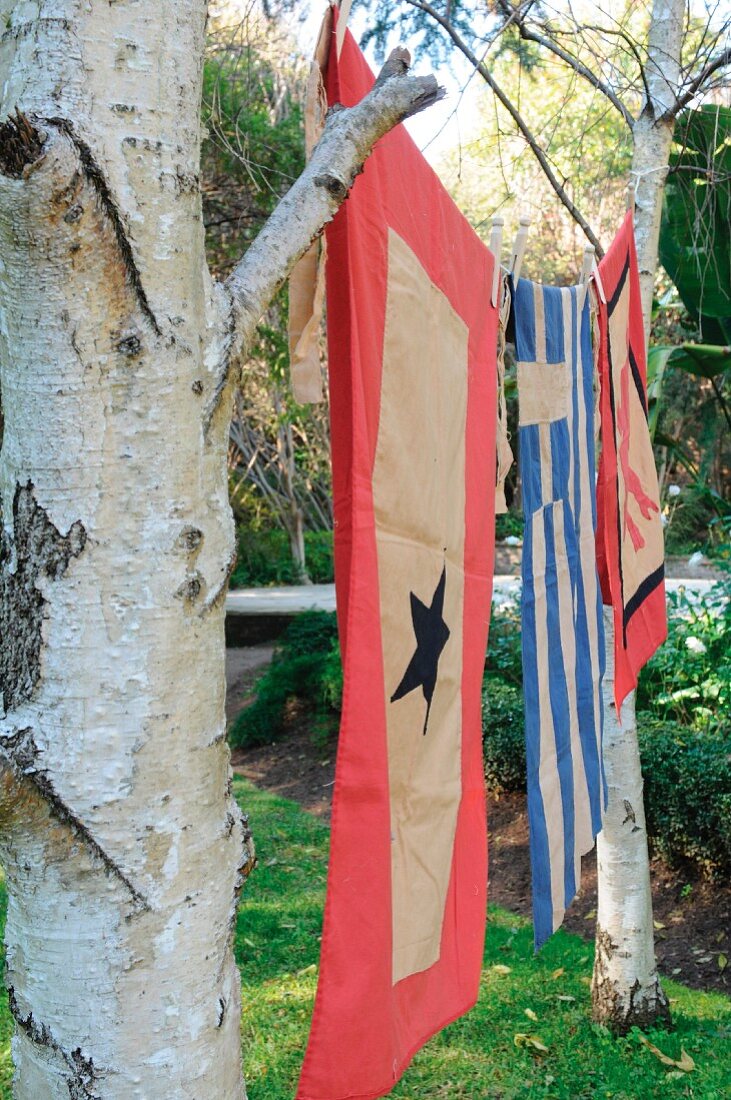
0,110,44,178
313,173,349,203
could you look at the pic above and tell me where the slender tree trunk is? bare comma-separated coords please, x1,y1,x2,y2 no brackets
278,418,311,583
592,617,670,1034
631,0,685,345
0,4,440,1093
288,505,309,583
592,0,684,1033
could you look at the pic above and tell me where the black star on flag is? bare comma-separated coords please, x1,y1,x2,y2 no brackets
390,565,450,735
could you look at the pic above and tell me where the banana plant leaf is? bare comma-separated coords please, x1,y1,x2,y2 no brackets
659,105,731,342
650,342,731,380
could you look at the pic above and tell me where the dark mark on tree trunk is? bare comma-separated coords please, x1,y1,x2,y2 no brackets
313,173,349,202
0,110,44,178
41,116,163,336
0,728,150,911
591,924,670,1035
8,986,103,1099
0,482,86,715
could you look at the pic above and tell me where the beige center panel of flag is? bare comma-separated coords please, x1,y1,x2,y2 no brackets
607,281,664,606
372,229,469,985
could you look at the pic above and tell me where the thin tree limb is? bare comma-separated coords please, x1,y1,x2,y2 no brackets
495,0,635,127
406,0,605,255
210,46,444,418
581,22,653,108
667,45,731,118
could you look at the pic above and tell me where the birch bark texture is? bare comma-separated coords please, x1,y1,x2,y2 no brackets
630,0,686,346
592,619,670,1034
591,0,685,1034
0,3,440,1096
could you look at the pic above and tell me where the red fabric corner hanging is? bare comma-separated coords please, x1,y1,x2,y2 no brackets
595,212,667,713
296,14,498,1100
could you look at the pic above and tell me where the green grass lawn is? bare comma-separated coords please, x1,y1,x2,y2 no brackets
234,780,730,1100
0,781,728,1098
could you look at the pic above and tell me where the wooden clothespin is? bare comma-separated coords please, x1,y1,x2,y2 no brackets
336,0,353,58
581,245,595,285
626,180,636,218
489,216,504,308
510,215,531,284
582,243,606,304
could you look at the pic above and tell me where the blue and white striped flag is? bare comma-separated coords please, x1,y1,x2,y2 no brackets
513,278,606,949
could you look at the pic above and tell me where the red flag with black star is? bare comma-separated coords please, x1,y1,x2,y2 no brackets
296,13,497,1100
595,212,667,713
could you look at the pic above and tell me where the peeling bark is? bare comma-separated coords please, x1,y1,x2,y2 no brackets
0,483,86,714
0,109,43,177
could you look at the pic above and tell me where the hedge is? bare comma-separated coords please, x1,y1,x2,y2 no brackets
231,608,731,876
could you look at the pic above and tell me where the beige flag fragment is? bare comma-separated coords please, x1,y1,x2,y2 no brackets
287,9,335,404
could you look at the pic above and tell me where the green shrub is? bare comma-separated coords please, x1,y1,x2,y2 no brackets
639,717,731,875
636,577,730,732
229,611,341,749
301,530,336,585
494,510,524,542
231,594,731,875
230,527,334,588
481,677,526,793
484,603,523,686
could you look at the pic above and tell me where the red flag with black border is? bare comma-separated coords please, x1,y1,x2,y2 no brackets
296,14,497,1100
595,213,667,713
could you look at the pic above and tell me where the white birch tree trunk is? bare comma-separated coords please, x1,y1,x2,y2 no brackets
630,0,686,346
592,616,670,1033
0,4,440,1095
592,0,684,1034
0,4,250,1095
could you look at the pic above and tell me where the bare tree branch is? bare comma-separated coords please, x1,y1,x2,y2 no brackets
405,0,605,255
581,22,653,107
495,0,635,127
219,48,444,392
668,44,731,118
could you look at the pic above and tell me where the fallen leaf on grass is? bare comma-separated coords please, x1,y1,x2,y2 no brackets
551,968,565,980
524,1008,538,1021
491,964,512,975
556,995,576,1003
638,1035,695,1072
296,964,316,977
514,1033,549,1054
